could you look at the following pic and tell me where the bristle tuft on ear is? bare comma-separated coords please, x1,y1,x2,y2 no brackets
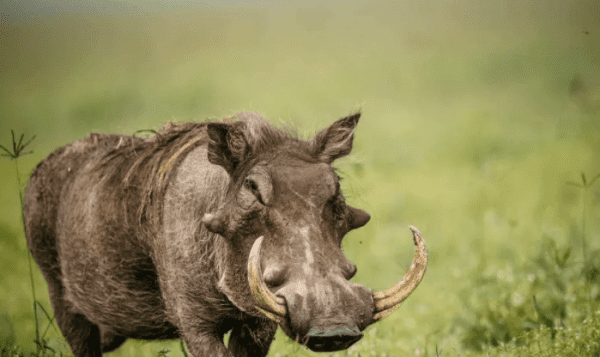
310,112,361,163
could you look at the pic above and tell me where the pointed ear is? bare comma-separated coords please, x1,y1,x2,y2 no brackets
310,112,361,163
206,122,248,174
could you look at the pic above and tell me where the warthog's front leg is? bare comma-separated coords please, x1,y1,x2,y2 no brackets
181,330,230,357
99,330,126,353
228,317,277,357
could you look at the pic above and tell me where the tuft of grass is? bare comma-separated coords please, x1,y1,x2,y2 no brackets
0,131,51,356
458,238,570,351
566,171,600,262
458,170,600,355
0,313,17,348
156,348,170,357
456,246,600,357
482,299,600,357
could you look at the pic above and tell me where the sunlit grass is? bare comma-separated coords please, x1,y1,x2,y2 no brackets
1,0,600,356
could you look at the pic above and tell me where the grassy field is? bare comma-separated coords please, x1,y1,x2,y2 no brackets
1,0,600,356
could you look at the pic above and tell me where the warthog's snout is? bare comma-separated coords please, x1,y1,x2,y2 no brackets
272,273,373,352
248,226,428,351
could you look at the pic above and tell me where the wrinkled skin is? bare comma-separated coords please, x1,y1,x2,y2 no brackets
23,112,427,357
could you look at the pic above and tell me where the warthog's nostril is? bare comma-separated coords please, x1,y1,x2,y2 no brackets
305,325,363,352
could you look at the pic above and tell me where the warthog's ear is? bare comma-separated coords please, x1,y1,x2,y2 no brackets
310,112,360,163
206,122,248,174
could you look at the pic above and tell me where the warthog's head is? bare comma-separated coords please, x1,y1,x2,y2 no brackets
202,112,427,352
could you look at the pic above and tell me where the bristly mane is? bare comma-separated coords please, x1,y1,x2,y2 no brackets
95,112,313,239
91,121,210,244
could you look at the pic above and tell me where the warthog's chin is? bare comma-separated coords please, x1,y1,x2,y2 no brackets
303,325,363,352
277,322,363,352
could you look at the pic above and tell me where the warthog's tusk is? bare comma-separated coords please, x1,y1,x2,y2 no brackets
248,236,287,324
372,226,428,321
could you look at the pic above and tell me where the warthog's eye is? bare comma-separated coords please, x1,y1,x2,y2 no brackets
245,176,264,205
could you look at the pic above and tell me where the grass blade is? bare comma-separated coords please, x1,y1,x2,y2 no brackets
17,133,24,152
35,301,59,336
21,134,37,150
35,339,56,353
180,340,189,357
0,143,13,157
11,129,16,153
42,319,55,340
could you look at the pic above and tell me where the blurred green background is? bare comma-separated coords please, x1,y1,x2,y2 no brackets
1,0,600,356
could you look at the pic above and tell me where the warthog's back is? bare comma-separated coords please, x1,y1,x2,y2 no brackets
23,127,209,339
24,133,142,285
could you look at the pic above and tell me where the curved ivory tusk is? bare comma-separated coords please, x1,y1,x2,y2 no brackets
247,236,287,323
372,226,428,321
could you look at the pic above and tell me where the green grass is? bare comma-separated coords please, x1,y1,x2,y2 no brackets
1,0,600,356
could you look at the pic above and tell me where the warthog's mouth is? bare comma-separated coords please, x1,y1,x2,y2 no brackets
303,325,363,352
247,226,428,350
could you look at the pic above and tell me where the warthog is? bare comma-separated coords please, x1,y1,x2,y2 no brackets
24,112,427,357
